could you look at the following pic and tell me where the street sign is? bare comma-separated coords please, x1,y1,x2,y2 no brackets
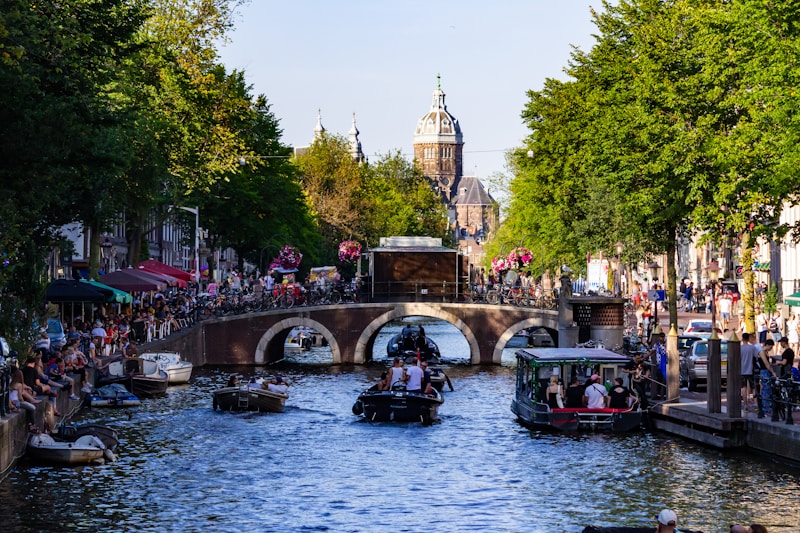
648,290,666,302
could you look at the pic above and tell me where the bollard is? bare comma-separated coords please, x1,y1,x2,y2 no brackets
666,323,679,402
707,329,722,414
727,332,741,419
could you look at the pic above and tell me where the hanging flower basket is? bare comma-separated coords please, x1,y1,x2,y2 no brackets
269,245,303,270
507,247,533,271
338,240,362,263
491,255,511,274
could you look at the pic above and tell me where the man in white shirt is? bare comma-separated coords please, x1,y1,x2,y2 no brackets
266,376,289,395
583,374,608,408
404,359,424,392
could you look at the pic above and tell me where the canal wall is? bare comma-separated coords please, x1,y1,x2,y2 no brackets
0,375,84,480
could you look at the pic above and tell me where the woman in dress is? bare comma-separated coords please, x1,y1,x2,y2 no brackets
787,313,799,357
545,375,564,408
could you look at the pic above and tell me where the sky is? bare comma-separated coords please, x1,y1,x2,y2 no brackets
217,1,602,198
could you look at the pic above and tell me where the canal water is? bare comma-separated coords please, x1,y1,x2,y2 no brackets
1,318,799,532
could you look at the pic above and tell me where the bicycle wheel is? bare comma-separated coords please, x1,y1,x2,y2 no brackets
486,290,499,305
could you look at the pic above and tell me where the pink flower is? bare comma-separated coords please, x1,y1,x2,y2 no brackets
269,245,303,270
338,240,362,262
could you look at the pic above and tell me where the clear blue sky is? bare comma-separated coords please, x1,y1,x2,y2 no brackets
218,1,601,188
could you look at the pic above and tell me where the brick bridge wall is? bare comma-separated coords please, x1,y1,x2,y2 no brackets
147,302,562,365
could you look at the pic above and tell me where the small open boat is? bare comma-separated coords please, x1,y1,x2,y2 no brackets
212,380,288,413
140,352,194,384
352,383,443,423
98,356,169,397
87,383,141,407
52,424,119,462
511,347,643,432
428,366,454,392
27,433,108,465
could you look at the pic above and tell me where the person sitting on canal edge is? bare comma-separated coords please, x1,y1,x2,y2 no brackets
583,374,607,408
655,509,678,532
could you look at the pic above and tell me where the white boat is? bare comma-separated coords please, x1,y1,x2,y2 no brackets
140,352,194,384
27,433,108,465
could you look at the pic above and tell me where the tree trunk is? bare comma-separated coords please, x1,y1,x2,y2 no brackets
666,228,678,332
741,233,756,334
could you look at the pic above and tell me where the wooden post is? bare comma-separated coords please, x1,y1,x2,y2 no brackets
727,332,742,418
667,323,680,401
708,329,722,413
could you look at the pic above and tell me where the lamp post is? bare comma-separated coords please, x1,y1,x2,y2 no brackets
649,260,660,338
100,237,113,274
172,206,200,285
615,241,624,297
707,260,722,413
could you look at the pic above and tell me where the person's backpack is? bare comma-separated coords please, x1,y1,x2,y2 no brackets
769,318,779,333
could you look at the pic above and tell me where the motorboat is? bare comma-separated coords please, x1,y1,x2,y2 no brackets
284,327,325,353
352,383,443,423
97,356,169,398
428,366,454,392
511,347,643,432
386,325,441,363
27,433,108,465
212,379,288,413
139,352,194,384
505,329,532,348
86,383,141,407
52,424,119,462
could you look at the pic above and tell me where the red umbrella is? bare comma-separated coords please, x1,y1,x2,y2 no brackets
101,269,167,292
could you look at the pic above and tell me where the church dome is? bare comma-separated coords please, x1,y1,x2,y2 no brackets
414,78,463,145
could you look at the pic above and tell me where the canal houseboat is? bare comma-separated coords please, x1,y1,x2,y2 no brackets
511,347,642,432
352,383,443,424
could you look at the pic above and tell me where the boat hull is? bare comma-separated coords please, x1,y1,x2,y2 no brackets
27,434,106,465
353,386,443,423
88,383,141,407
139,353,194,384
212,386,288,413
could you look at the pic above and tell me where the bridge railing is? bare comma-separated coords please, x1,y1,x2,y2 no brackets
364,280,558,309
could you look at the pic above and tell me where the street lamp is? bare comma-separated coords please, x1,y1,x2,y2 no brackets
615,241,624,297
100,237,113,273
171,205,200,285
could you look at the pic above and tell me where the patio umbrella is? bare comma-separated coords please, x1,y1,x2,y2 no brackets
101,269,167,292
80,279,133,305
133,267,187,288
45,279,109,303
137,259,192,282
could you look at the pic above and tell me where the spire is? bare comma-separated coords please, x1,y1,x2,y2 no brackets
348,112,365,163
313,108,325,139
431,75,446,111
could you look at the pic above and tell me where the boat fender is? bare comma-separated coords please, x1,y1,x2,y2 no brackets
352,401,364,415
103,448,118,462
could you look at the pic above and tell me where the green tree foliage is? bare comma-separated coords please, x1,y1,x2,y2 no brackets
0,0,146,332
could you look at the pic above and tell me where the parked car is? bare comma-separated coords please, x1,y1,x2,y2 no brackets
677,335,704,387
46,318,67,349
687,339,729,391
683,319,723,338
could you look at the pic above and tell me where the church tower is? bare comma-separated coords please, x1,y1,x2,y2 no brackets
413,75,463,201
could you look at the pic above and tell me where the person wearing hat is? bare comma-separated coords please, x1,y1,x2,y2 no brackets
655,509,678,532
583,374,607,408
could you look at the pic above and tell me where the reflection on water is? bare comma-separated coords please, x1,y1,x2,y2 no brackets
0,318,799,532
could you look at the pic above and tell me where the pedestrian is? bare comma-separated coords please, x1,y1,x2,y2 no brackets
787,313,799,356
740,333,757,412
776,337,795,378
754,339,777,418
756,308,768,344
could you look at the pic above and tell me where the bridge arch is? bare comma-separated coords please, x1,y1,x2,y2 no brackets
255,316,342,364
492,317,560,364
354,303,480,364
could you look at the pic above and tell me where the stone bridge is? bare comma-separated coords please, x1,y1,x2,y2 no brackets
151,296,625,366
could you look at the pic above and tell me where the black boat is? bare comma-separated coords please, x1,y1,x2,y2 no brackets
386,325,441,363
352,383,443,423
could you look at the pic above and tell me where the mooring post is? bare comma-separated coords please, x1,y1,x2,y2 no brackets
708,329,722,414
727,332,742,418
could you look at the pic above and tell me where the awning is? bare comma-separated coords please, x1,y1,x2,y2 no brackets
80,279,133,305
137,259,192,282
785,291,800,306
101,269,167,292
755,262,771,272
133,268,186,288
45,279,109,303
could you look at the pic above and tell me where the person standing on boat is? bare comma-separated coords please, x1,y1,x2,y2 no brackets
405,359,424,392
607,378,636,409
386,357,406,389
583,374,608,408
564,377,584,408
623,353,649,410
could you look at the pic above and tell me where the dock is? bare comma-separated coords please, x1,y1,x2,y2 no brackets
650,393,800,461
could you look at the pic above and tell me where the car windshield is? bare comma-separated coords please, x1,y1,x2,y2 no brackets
689,322,713,331
695,342,728,356
678,337,700,350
